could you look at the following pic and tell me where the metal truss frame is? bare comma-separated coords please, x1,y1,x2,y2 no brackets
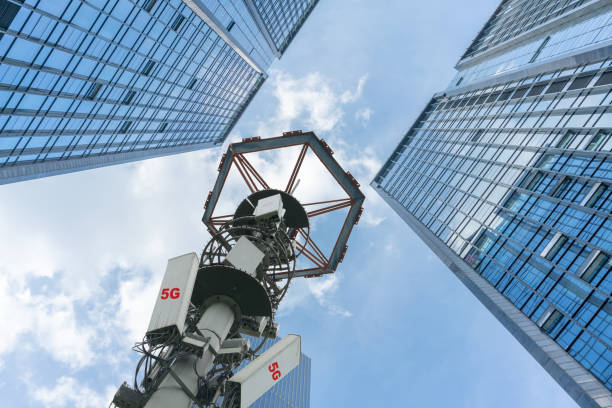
202,131,365,280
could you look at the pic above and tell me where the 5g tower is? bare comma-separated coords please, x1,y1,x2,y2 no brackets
111,131,364,408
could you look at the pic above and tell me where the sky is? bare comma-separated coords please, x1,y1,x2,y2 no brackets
0,0,581,407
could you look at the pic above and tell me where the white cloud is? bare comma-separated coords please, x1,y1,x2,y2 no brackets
307,274,352,317
115,272,160,344
0,279,33,356
0,277,95,369
275,71,343,131
278,273,352,318
354,107,373,124
28,376,114,408
307,274,339,300
340,75,368,103
34,295,96,369
257,70,369,136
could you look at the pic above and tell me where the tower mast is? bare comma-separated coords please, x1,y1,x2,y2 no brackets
112,131,364,408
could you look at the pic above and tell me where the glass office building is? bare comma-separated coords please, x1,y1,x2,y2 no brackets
238,336,311,408
0,0,319,184
372,1,612,407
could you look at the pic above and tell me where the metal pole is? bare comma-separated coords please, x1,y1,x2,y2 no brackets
145,302,235,408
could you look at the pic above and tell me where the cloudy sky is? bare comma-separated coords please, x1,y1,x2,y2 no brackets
0,0,579,407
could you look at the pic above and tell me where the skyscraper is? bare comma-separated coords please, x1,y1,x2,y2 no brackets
240,336,311,408
0,0,319,184
372,1,612,407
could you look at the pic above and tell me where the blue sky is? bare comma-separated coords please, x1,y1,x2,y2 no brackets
0,0,580,407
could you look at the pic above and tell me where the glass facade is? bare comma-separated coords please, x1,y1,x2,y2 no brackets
450,6,612,89
373,1,612,407
250,0,319,53
201,0,276,69
461,0,594,61
0,0,319,184
239,336,311,408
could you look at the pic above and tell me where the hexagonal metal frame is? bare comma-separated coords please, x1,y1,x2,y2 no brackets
202,131,365,280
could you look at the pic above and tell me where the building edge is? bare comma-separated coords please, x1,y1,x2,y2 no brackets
183,0,265,74
218,75,266,143
450,41,612,97
242,0,282,58
276,0,320,55
456,0,611,70
371,183,612,408
0,141,216,184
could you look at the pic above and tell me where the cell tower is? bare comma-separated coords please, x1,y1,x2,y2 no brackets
111,131,364,408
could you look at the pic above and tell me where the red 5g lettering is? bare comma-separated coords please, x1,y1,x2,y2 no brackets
170,288,180,299
160,288,181,299
268,362,281,381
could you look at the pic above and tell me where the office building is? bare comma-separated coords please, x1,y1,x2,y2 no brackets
0,0,319,183
372,1,612,407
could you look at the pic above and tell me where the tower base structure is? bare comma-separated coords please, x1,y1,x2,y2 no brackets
145,302,235,408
